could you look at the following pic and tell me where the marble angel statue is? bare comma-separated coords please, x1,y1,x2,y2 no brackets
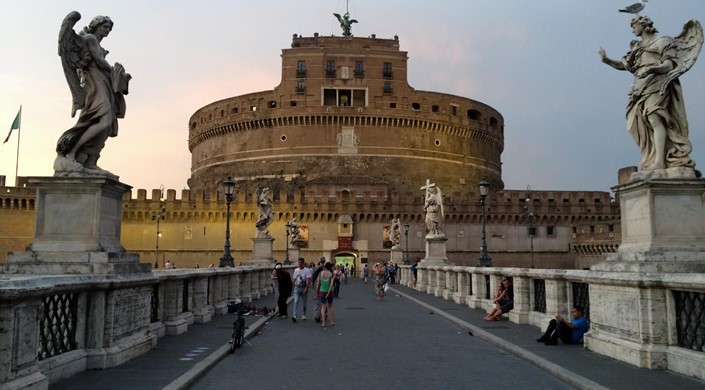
599,16,703,178
255,187,274,238
424,186,445,238
55,11,131,178
389,218,402,249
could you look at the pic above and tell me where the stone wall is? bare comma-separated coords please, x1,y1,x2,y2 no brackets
1,183,621,268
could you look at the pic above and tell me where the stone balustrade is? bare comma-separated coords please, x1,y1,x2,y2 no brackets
0,265,275,389
399,265,705,381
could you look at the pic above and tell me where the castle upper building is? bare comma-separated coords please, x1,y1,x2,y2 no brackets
188,32,505,196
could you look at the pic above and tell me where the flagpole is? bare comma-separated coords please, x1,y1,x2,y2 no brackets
14,105,21,186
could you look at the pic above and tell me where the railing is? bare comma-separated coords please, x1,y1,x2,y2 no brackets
0,265,275,388
397,264,705,381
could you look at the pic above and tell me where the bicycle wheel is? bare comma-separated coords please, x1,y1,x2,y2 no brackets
229,337,236,354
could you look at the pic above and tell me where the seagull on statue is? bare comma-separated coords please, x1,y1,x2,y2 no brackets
619,0,647,14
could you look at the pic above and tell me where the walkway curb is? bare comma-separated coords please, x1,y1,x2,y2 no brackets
392,287,610,390
163,296,293,390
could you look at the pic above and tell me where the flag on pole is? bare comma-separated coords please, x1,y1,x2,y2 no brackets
3,108,21,144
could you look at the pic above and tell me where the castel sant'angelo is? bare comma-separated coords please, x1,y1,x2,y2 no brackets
0,12,621,270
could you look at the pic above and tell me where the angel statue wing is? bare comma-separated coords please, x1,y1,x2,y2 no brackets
660,19,704,95
333,13,343,24
58,11,89,118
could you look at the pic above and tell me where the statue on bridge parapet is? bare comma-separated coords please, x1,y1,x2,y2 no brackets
55,11,132,179
421,179,445,239
599,16,703,180
389,218,402,249
255,187,274,238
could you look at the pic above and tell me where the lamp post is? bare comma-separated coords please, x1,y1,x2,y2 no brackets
477,177,492,267
219,176,235,267
524,185,536,268
284,221,292,264
151,185,166,269
403,223,410,264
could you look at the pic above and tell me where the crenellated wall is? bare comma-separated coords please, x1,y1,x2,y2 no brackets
1,181,620,269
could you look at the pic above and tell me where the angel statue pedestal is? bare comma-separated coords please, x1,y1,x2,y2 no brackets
592,177,705,273
286,246,301,266
3,176,149,275
247,237,275,266
390,247,403,263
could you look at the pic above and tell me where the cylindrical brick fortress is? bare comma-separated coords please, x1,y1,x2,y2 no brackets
188,34,504,195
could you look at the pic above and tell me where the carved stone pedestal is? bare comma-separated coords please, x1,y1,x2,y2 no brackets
3,176,149,275
390,248,402,263
592,178,705,273
421,236,449,266
586,177,705,373
246,237,275,266
287,247,300,265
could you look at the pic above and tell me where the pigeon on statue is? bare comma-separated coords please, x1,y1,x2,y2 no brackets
619,0,647,14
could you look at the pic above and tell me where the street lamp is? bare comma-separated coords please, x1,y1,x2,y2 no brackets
477,177,492,267
151,185,166,269
284,221,292,265
403,223,410,264
524,185,536,268
219,176,235,267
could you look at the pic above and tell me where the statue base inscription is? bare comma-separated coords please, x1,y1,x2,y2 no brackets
3,176,149,275
592,177,705,273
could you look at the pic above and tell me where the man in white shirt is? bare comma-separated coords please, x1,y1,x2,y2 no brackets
291,258,312,323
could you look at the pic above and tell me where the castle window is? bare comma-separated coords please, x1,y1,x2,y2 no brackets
451,105,458,116
323,88,367,107
290,100,297,107
547,226,555,236
490,117,499,127
411,102,421,110
434,139,441,146
389,102,397,109
339,90,351,106
268,101,277,108
354,61,364,77
296,80,306,93
383,62,393,78
231,107,238,114
383,82,393,94
190,122,197,130
467,109,481,120
432,105,439,113
220,110,224,117
326,60,336,77
250,105,257,111
296,60,306,77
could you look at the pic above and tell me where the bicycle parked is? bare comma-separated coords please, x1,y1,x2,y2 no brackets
228,300,248,354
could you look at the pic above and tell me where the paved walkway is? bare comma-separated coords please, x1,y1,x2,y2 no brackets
52,279,705,390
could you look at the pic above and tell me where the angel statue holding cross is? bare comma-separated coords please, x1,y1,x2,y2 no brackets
421,180,445,238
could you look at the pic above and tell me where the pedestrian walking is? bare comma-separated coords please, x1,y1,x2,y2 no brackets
291,258,312,322
316,262,335,328
363,264,369,284
311,257,326,323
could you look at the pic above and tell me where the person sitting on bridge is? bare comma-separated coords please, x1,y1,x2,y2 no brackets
484,277,513,321
536,305,589,345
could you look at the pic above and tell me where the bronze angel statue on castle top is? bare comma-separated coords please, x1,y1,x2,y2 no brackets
54,11,131,178
599,16,703,179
